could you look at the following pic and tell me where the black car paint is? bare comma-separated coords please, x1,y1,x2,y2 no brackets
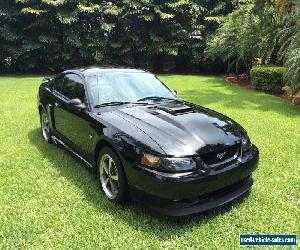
38,68,259,216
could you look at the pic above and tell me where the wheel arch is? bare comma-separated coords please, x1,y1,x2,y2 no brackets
95,137,131,203
94,139,125,173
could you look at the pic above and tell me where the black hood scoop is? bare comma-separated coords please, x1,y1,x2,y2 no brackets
155,102,194,115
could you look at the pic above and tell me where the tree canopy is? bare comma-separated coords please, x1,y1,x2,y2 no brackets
1,0,298,92
0,0,232,72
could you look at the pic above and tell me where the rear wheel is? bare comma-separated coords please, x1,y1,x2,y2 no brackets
97,147,129,204
40,108,53,143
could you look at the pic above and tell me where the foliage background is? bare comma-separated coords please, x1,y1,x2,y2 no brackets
0,0,299,91
0,0,233,73
205,0,300,92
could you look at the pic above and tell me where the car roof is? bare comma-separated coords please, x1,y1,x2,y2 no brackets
63,66,148,77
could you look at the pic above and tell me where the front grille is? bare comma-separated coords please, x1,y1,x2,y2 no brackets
200,144,240,167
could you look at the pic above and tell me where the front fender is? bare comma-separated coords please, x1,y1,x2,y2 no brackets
91,124,154,187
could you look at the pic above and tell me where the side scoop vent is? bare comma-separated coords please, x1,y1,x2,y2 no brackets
156,103,194,115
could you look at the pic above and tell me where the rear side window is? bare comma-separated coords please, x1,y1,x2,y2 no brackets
60,74,85,102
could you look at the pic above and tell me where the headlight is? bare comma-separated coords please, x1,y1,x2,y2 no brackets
140,153,198,173
241,133,252,152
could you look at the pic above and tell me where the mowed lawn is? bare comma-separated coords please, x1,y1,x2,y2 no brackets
0,75,299,249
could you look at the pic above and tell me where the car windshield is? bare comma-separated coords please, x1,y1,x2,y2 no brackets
86,72,177,107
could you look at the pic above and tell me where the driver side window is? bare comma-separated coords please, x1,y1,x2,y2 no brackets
60,74,86,103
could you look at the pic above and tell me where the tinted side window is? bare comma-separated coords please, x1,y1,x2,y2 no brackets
53,75,64,92
60,74,85,102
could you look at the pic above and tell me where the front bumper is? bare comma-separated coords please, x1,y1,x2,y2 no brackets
132,176,253,216
128,144,259,216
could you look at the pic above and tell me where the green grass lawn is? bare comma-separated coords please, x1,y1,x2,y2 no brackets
0,75,299,249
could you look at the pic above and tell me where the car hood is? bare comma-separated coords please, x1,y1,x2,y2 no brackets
98,101,245,156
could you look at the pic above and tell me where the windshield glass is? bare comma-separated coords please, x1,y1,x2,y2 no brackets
86,72,176,106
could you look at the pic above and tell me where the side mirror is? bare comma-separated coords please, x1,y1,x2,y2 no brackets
42,76,53,84
68,98,86,110
171,89,177,95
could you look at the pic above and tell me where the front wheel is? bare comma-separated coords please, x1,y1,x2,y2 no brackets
97,147,129,204
40,108,53,143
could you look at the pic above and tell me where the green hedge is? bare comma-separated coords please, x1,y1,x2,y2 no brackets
250,66,286,93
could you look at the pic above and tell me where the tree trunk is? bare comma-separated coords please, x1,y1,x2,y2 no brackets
226,60,230,76
235,60,239,79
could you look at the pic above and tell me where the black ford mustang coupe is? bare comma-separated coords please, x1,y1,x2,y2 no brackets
37,67,259,216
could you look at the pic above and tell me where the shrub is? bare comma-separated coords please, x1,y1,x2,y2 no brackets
250,66,286,93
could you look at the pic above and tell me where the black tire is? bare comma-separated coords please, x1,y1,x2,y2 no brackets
40,108,53,143
97,147,129,204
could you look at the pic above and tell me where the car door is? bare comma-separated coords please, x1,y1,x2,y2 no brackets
52,73,95,160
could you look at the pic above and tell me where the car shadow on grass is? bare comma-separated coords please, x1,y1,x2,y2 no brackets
28,128,251,239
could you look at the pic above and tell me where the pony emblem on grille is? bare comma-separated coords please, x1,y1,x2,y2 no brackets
217,152,226,160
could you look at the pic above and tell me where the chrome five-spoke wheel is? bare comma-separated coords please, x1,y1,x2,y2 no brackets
40,109,52,142
99,153,119,199
97,147,129,204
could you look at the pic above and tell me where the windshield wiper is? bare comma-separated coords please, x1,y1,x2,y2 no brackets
137,96,177,102
94,101,131,108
